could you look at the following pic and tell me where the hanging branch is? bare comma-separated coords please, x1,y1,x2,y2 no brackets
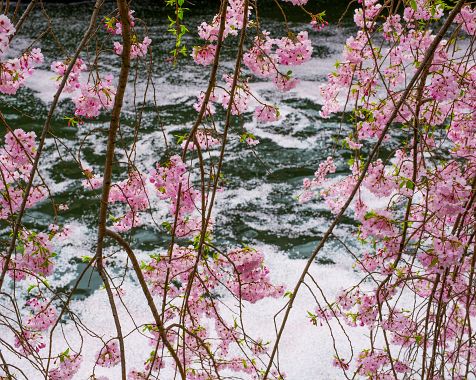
93,0,132,378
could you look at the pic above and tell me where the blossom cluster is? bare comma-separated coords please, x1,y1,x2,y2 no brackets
0,15,44,95
149,155,202,237
95,340,121,368
282,0,308,5
299,156,336,203
138,245,284,377
181,129,221,151
105,10,152,60
51,59,116,119
0,129,46,220
51,58,86,93
192,1,315,128
0,15,14,56
48,354,83,380
73,74,116,118
13,296,58,356
108,171,149,232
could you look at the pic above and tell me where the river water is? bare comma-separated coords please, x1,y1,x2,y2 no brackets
1,1,371,378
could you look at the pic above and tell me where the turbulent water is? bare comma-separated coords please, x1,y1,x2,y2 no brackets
0,2,372,378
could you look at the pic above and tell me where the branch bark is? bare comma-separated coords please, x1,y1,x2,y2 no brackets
93,0,132,379
104,229,186,379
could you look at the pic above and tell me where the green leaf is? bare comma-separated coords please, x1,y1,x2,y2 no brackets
410,0,417,11
364,210,377,220
174,133,188,144
162,221,172,233
27,284,36,293
59,347,70,362
108,214,121,223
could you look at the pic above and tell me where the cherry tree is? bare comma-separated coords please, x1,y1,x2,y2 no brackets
0,0,475,379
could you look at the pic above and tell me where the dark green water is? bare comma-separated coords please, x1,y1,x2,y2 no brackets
0,1,360,296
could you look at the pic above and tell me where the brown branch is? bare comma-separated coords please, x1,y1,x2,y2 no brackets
0,349,13,380
93,0,132,379
104,229,186,379
11,0,36,41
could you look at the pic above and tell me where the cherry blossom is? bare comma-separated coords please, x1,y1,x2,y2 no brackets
95,340,121,368
48,353,82,380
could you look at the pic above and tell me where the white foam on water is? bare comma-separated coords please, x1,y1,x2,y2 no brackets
247,124,319,149
24,69,66,104
2,241,371,380
0,19,379,380
218,182,275,209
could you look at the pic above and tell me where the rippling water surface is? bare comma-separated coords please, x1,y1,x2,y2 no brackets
1,2,371,378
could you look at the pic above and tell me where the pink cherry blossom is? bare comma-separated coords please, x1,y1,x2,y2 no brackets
96,340,121,367
192,44,217,66
73,74,116,118
51,57,86,93
276,31,312,66
255,105,280,123
281,0,308,5
48,354,82,380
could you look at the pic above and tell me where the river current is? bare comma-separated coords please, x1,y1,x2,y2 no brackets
0,2,371,378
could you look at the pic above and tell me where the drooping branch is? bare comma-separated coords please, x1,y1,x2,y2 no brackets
93,0,132,378
104,228,186,379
